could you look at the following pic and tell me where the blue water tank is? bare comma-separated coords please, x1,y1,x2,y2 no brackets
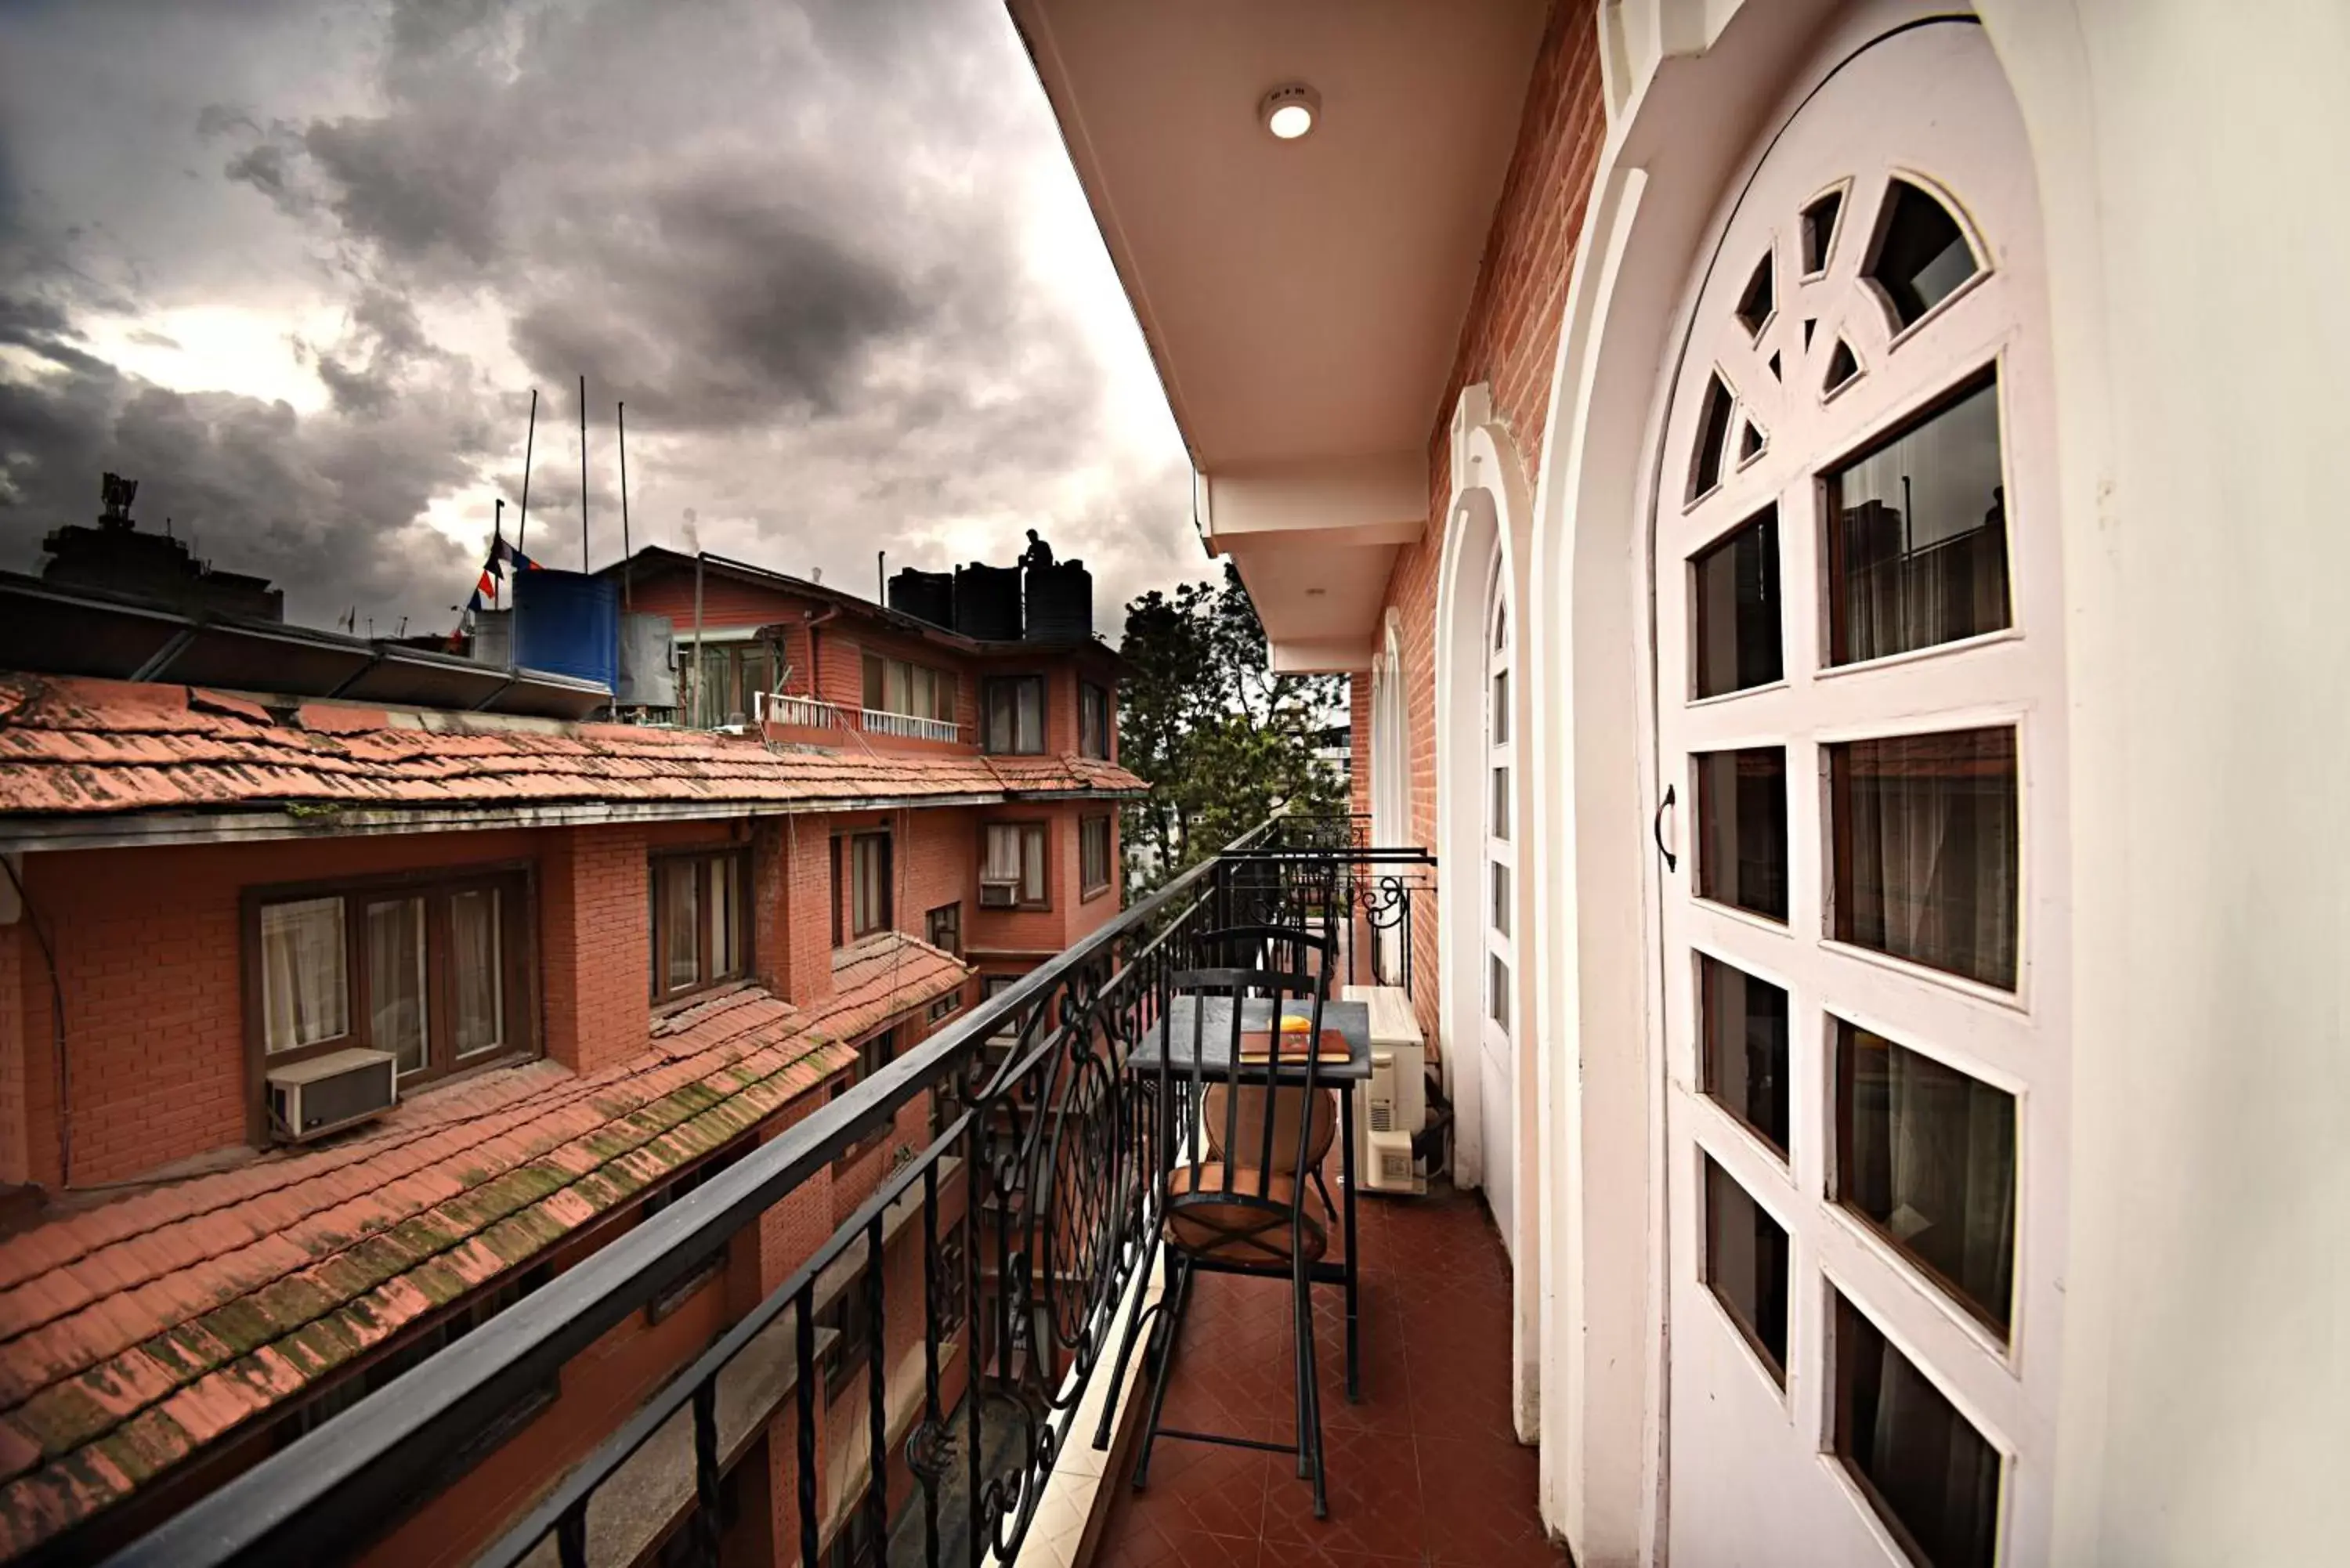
513,569,619,693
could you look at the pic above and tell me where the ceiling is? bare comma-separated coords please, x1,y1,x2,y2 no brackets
1010,0,1546,667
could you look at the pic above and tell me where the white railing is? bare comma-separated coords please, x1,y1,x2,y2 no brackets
856,706,964,743
752,690,843,728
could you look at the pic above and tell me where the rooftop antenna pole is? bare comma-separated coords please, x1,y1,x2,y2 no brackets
877,550,885,602
617,401,633,609
578,374,590,573
494,497,504,610
516,388,538,555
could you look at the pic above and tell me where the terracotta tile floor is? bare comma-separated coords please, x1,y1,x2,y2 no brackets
1093,1180,1570,1568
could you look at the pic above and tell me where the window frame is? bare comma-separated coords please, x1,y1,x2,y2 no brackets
981,675,1047,755
648,846,754,1007
844,829,893,941
1078,681,1112,759
861,648,959,722
241,862,537,1134
1079,815,1112,901
979,821,1050,910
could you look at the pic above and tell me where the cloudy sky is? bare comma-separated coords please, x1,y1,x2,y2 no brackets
0,0,1201,638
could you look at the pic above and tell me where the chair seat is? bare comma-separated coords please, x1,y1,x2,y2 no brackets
1164,1162,1328,1266
1202,1083,1338,1172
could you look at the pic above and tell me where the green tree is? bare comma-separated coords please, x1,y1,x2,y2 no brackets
1118,562,1347,889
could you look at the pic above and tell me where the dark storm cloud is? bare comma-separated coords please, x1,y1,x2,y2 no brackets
0,0,1196,639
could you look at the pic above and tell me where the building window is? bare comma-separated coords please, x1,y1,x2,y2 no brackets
925,901,961,956
838,831,892,941
1079,816,1112,899
642,1141,751,1321
980,822,1048,909
1834,1018,2018,1337
1833,1291,2002,1568
649,850,749,1005
821,1270,880,1402
1701,1154,1788,1385
858,1026,898,1082
252,869,530,1088
1694,747,1788,922
679,640,779,729
828,1508,882,1568
982,676,1045,754
1079,681,1111,758
1697,956,1789,1157
927,992,961,1024
1829,727,2019,988
861,650,957,722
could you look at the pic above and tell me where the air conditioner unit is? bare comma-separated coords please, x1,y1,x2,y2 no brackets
978,878,1017,909
1345,985,1426,1195
266,1048,398,1143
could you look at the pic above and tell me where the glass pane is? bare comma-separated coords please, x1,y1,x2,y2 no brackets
1692,506,1783,699
660,858,700,992
1734,251,1773,337
862,652,885,712
1491,862,1510,938
1690,374,1734,500
938,673,958,724
1834,1292,2002,1568
365,898,428,1075
888,661,913,716
1701,1154,1788,1382
710,858,741,977
1694,749,1788,921
984,826,1021,882
1869,179,1979,329
1828,376,2008,665
1018,681,1043,752
1836,1020,2017,1335
1021,827,1047,899
261,897,348,1053
450,888,504,1057
1490,766,1509,842
1698,956,1788,1155
1802,188,1844,274
1830,727,2018,987
1491,670,1509,745
1488,954,1509,1031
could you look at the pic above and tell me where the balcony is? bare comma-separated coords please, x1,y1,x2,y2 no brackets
753,689,967,745
100,818,1506,1568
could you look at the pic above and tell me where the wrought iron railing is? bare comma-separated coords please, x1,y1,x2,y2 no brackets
103,814,1430,1568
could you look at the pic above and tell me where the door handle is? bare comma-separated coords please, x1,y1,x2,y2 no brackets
1653,784,1678,873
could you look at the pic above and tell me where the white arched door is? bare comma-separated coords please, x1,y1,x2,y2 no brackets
1650,20,2070,1566
1480,550,1517,1255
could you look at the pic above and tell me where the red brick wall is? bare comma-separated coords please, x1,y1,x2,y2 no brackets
1376,0,1607,1037
0,921,33,1188
540,823,654,1077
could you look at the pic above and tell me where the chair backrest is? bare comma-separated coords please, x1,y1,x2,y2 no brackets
1192,923,1335,992
1159,963,1331,1214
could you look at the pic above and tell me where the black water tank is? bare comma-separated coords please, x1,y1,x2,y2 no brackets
888,568,955,630
1024,559,1092,641
953,563,1022,641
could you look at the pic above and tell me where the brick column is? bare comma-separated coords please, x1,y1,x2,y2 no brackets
539,825,651,1076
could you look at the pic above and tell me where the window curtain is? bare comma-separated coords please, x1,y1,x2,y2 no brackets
450,889,503,1056
1020,827,1047,900
661,860,700,990
1843,730,2016,988
364,897,428,1074
984,826,1021,885
261,898,347,1053
1877,1036,2016,1329
1863,1332,2001,1568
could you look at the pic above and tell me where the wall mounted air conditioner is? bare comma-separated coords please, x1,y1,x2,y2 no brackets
266,1048,398,1143
1344,985,1427,1195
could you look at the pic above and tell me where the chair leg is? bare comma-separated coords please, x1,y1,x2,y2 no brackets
1300,1263,1327,1519
1130,1253,1193,1491
1291,1252,1311,1479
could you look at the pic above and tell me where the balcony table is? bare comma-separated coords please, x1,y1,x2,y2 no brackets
1127,994,1372,1399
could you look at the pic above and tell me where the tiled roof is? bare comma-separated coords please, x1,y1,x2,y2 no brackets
0,934,969,1556
0,674,1147,829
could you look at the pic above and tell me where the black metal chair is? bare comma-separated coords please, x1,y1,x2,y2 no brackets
1132,962,1332,1516
1190,924,1340,1221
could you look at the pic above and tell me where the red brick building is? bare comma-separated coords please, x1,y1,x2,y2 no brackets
0,562,1142,1563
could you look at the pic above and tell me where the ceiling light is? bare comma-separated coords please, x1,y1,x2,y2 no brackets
1262,84,1319,141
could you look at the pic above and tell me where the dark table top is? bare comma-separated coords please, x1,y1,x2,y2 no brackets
1129,995,1372,1083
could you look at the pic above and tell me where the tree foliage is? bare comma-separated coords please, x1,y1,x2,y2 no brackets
1117,562,1347,889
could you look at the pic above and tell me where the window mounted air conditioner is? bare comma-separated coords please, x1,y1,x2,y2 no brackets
1345,985,1426,1196
978,878,1017,909
266,1047,398,1143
